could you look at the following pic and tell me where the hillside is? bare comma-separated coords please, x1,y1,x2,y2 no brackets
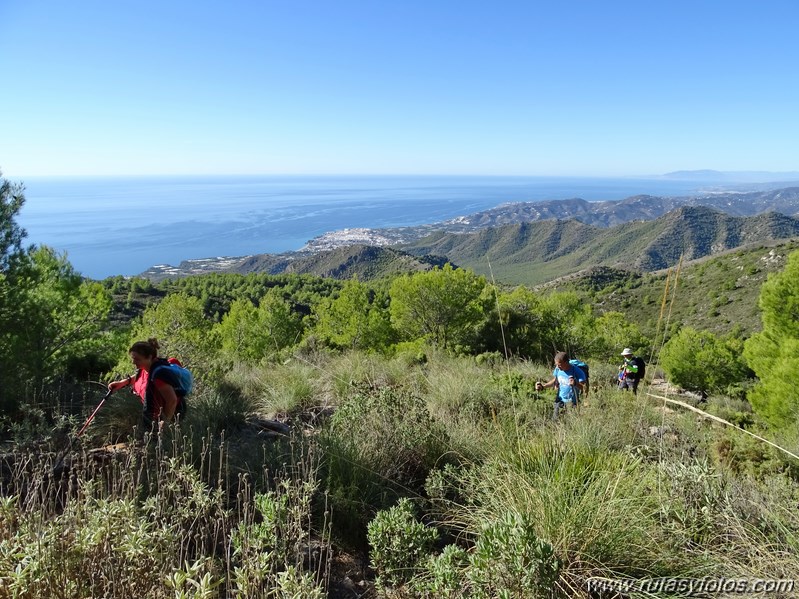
234,244,449,279
441,186,799,229
401,207,799,285
301,186,799,250
142,245,448,282
540,238,799,337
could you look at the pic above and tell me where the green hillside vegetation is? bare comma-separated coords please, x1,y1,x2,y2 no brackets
3,175,799,597
141,245,446,283
402,206,799,285
547,239,799,338
245,244,450,280
403,219,601,285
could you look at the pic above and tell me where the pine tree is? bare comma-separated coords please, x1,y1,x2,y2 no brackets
744,250,799,427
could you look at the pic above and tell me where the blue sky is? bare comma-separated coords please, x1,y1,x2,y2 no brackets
1,0,797,177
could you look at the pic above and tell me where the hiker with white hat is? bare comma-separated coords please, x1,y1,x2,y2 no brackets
618,347,645,395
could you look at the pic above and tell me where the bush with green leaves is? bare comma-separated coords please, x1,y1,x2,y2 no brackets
232,480,325,598
119,292,215,380
367,498,439,591
398,511,560,599
320,385,451,541
1,244,113,413
0,429,328,598
466,512,560,599
390,264,488,351
588,311,649,363
660,326,751,395
744,249,799,427
214,288,304,365
313,277,394,351
0,453,229,598
487,285,550,360
420,544,470,598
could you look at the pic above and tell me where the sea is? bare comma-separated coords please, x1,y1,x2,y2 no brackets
16,175,712,279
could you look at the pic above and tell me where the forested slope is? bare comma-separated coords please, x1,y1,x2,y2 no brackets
402,206,799,285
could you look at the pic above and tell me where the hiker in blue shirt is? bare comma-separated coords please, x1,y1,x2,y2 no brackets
535,351,587,421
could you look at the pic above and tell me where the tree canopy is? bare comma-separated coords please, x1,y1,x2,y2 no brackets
314,278,393,351
744,249,799,427
0,175,113,413
389,264,487,350
661,326,749,395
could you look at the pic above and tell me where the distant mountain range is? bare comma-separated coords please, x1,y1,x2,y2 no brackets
401,206,799,285
299,187,799,251
140,187,799,285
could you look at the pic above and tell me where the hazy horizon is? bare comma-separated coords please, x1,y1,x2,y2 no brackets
11,170,799,182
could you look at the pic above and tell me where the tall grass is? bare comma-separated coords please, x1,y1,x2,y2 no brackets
224,361,319,417
324,351,428,401
319,384,452,546
0,429,329,598
412,383,799,598
451,437,695,593
6,351,799,597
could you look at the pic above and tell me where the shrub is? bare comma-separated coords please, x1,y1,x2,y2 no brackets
660,327,751,395
232,480,324,598
320,385,450,542
367,498,438,591
465,511,560,599
404,511,560,599
0,431,327,598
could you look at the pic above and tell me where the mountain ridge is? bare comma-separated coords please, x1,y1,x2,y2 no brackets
139,187,799,284
143,245,448,283
299,187,799,252
400,207,799,284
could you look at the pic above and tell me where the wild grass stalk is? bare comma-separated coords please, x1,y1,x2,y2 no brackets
0,426,330,598
226,361,319,417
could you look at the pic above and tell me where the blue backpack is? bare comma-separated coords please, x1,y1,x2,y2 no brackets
151,360,194,396
569,359,589,380
569,359,589,395
150,358,194,414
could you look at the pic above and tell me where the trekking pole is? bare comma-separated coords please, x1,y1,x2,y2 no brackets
77,389,113,437
53,389,112,475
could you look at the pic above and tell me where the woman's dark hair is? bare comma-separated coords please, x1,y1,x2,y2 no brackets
129,338,160,359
